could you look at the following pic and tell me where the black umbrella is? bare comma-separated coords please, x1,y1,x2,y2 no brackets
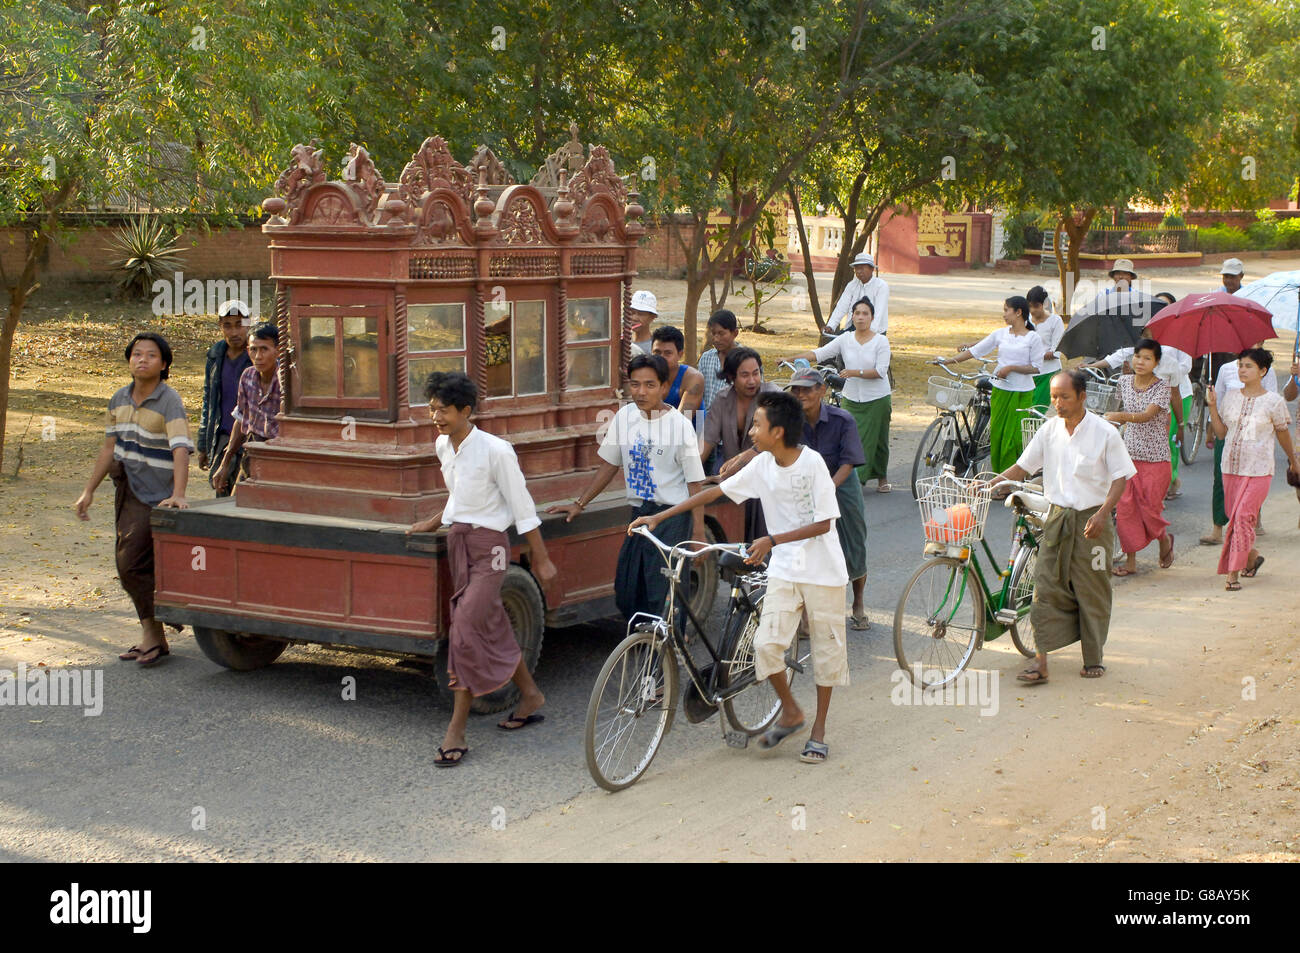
1058,292,1168,359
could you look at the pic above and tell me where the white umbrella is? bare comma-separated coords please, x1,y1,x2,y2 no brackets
1238,270,1300,357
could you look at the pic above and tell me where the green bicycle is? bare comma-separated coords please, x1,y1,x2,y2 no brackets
893,468,1048,688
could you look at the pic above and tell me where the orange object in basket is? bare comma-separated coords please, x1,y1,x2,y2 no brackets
925,503,975,543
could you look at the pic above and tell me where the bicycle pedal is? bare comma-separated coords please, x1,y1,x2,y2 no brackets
993,609,1018,625
724,731,749,749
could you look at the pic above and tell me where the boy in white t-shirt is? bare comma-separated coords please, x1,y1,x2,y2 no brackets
630,391,849,764
551,353,706,622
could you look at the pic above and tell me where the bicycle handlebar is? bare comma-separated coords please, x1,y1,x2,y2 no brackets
632,524,746,562
928,359,995,381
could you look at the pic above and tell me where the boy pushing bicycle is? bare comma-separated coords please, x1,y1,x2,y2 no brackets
630,391,849,764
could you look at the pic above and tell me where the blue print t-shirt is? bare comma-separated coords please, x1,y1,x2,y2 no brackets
597,403,705,506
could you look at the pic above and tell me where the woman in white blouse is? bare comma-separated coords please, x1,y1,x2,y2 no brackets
1207,347,1300,590
1027,285,1064,408
787,296,893,491
938,295,1046,473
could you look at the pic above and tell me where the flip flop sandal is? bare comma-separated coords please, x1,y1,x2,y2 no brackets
1016,667,1048,685
758,719,805,750
434,746,469,768
118,645,144,661
876,483,893,493
1242,556,1265,578
799,739,828,764
849,614,871,631
1198,535,1222,546
1079,665,1106,678
136,645,169,666
1111,566,1136,577
1159,534,1175,569
497,711,545,731
1225,580,1242,591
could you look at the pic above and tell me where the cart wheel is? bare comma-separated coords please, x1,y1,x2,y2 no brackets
193,626,288,671
686,524,721,622
433,566,545,715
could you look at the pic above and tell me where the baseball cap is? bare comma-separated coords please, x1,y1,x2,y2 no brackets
788,367,824,388
1220,258,1244,276
850,252,876,268
630,290,658,314
218,299,251,318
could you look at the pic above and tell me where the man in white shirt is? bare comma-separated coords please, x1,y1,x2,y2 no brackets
407,372,559,766
827,252,889,334
550,354,705,622
628,289,657,356
990,369,1136,685
631,390,848,765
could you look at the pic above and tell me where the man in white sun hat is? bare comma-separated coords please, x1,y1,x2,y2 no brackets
828,252,889,334
1219,257,1245,295
628,289,657,356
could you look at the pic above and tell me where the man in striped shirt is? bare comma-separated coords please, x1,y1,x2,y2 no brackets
75,332,194,667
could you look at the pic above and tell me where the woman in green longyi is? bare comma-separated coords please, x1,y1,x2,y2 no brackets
937,296,1046,473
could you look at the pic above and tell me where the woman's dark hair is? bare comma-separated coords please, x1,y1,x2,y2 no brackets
123,332,174,380
251,322,278,344
706,309,739,334
1005,295,1032,330
424,370,478,411
850,295,875,317
628,353,670,383
1154,292,1176,305
756,391,802,448
1239,347,1273,372
650,325,685,353
1026,285,1050,306
722,346,762,383
1133,337,1163,361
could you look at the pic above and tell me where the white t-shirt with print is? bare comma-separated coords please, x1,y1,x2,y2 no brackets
597,403,705,506
720,446,847,586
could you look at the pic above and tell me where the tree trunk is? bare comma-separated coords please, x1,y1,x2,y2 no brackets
1056,206,1097,318
787,183,824,331
0,178,76,474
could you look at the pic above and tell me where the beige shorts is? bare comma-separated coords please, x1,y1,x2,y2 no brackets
753,577,849,688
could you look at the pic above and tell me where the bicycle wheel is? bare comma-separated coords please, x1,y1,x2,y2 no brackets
719,591,793,734
894,557,985,688
1007,542,1038,657
584,625,678,792
911,417,950,498
1181,385,1206,465
962,409,992,477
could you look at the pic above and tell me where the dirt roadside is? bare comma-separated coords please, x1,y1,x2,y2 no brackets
445,490,1299,863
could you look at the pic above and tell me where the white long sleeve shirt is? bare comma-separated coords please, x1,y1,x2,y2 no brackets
828,275,889,333
437,427,542,534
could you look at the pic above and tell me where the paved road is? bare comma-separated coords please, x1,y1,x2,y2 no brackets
0,418,1275,861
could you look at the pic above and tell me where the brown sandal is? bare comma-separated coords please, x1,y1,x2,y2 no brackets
1159,533,1175,569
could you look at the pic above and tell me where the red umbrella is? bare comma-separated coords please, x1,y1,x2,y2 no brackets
1143,292,1275,360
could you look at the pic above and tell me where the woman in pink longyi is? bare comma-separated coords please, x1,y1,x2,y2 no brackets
1208,348,1300,591
1105,339,1174,576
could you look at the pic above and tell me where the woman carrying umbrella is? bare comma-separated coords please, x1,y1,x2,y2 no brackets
1207,348,1300,590
1104,338,1175,575
937,296,1045,472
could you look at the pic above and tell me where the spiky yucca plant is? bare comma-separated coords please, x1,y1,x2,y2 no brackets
109,217,185,299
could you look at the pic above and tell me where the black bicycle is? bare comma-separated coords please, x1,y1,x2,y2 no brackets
910,360,995,498
583,527,809,792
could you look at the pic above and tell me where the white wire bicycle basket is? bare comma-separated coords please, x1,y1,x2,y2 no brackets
1085,380,1119,414
914,473,993,547
1019,408,1055,448
926,376,975,412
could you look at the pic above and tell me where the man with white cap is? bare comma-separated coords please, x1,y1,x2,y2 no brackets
628,289,657,356
1089,258,1140,311
198,299,252,497
1219,257,1245,295
828,252,889,334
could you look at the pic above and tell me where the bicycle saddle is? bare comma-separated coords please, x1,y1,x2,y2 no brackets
974,376,993,393
1004,489,1049,517
718,550,766,577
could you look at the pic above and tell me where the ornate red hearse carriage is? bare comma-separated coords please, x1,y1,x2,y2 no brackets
151,130,741,711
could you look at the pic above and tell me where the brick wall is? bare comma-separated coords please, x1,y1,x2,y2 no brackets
636,216,696,278
0,221,272,288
